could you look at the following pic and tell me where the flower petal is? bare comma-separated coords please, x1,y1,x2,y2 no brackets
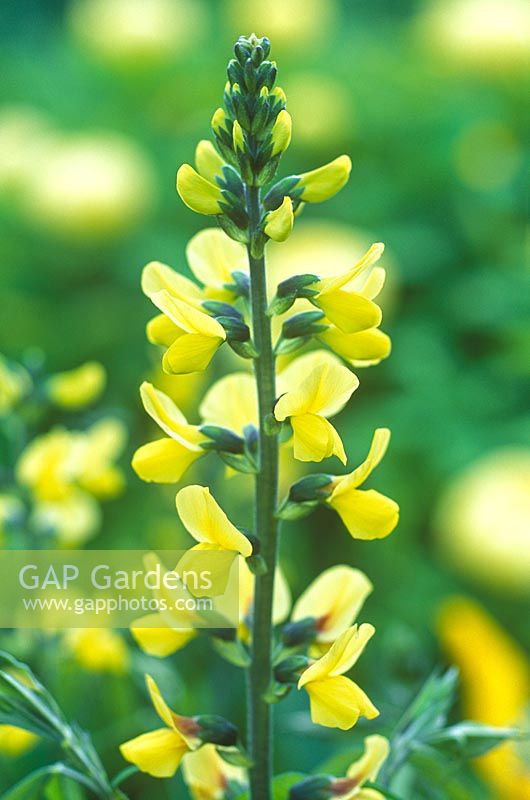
276,352,358,418
320,328,391,365
146,314,181,347
290,414,346,464
146,674,178,729
176,164,223,215
332,428,391,492
305,675,379,729
329,487,399,540
140,382,203,444
130,613,196,658
194,140,225,183
346,734,390,787
142,261,203,306
186,228,247,290
299,624,375,685
163,333,224,375
120,728,187,778
150,290,226,339
199,372,257,433
132,439,203,483
176,485,252,557
292,565,373,643
318,243,384,294
316,291,381,334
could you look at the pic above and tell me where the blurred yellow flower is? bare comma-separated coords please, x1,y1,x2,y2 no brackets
64,628,129,674
120,674,198,778
199,372,257,434
454,121,523,192
185,228,248,296
76,418,127,499
0,107,54,195
132,382,206,483
284,73,351,147
416,0,530,73
226,0,338,50
69,0,206,69
298,624,378,729
274,350,359,464
131,615,196,658
438,596,530,799
46,361,106,410
434,448,530,596
326,428,399,540
0,725,38,757
292,565,373,649
0,354,31,414
182,743,246,800
24,134,155,239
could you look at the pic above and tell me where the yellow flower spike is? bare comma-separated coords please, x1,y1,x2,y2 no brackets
131,613,197,658
232,119,245,152
176,485,252,557
183,743,247,800
142,261,204,307
176,164,223,216
46,361,106,410
275,351,359,463
297,155,352,203
271,109,292,156
120,674,196,778
298,624,379,729
211,107,229,135
149,290,226,374
0,725,38,757
132,382,206,483
186,228,248,293
264,196,294,242
194,140,225,183
326,428,399,539
292,565,373,645
438,596,530,799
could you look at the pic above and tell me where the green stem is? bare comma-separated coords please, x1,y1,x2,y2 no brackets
246,184,280,800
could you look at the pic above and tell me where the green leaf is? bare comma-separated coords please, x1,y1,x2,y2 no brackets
272,773,308,800
211,637,251,668
217,745,254,768
426,721,526,759
0,764,99,800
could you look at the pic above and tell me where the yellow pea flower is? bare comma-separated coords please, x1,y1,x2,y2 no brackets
326,428,399,540
183,743,247,800
318,264,391,365
438,596,530,800
274,351,359,464
46,361,106,410
291,565,373,649
76,418,126,499
176,163,223,215
120,674,199,778
194,140,225,183
0,725,38,757
142,260,204,309
16,428,78,502
298,623,378,729
264,196,294,242
131,614,197,658
326,735,390,799
296,155,352,202
63,628,129,674
311,243,384,334
271,109,292,156
149,290,226,374
186,228,248,295
199,372,257,434
132,382,206,483
176,484,253,558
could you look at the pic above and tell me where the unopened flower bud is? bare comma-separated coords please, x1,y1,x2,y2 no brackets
271,109,292,156
191,714,239,747
264,196,294,242
281,310,327,340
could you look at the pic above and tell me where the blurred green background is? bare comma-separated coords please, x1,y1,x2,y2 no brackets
0,0,528,797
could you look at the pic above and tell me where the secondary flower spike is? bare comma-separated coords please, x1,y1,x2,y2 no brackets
326,428,399,539
298,624,379,729
274,351,359,463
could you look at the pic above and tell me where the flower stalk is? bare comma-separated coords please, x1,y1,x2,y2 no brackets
246,182,280,798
